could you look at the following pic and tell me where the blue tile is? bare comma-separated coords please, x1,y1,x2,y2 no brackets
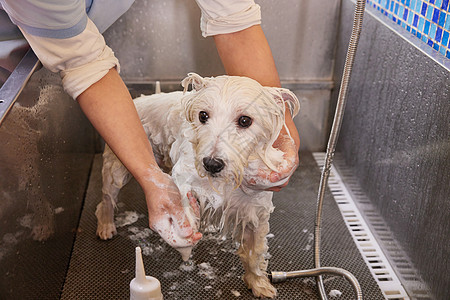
432,8,440,23
445,17,450,30
438,11,446,26
430,23,437,36
367,0,450,56
446,50,450,58
408,10,414,23
442,30,449,45
414,14,419,26
421,2,427,16
419,16,425,30
426,6,433,19
416,0,423,12
436,27,443,41
442,0,449,10
424,20,431,33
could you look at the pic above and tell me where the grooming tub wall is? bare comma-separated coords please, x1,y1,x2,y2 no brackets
0,68,97,298
332,1,450,298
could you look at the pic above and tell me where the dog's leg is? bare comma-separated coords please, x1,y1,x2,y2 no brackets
96,145,132,239
236,211,276,298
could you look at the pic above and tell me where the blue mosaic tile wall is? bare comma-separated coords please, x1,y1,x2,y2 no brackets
367,0,450,58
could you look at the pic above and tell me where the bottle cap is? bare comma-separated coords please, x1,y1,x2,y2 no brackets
130,247,163,300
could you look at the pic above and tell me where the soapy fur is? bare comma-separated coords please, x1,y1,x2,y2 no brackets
96,73,300,298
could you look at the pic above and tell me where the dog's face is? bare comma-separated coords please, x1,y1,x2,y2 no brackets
181,73,299,188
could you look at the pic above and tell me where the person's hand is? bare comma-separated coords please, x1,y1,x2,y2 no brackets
244,108,300,192
265,127,299,192
143,167,202,248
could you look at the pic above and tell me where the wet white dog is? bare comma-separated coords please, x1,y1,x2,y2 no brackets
96,73,300,298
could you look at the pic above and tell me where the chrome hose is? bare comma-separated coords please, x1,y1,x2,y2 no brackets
271,267,362,299
315,0,366,298
270,0,366,299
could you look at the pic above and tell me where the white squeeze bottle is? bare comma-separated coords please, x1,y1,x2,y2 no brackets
130,247,163,300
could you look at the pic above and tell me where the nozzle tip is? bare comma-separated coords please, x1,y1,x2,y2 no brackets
270,271,287,283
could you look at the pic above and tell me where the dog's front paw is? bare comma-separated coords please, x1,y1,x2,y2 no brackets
97,223,117,240
244,273,277,298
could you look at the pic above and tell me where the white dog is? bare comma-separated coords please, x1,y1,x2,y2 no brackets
96,73,300,298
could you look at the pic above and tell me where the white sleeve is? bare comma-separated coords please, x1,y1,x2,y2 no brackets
19,18,119,100
194,0,261,37
87,0,135,33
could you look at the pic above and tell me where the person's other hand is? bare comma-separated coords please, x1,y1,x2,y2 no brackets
144,169,202,248
245,109,300,192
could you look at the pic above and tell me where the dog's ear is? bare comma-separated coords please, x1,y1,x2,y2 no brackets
181,73,209,93
264,87,300,117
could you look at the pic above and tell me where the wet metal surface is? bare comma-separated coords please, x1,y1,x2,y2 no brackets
0,68,96,299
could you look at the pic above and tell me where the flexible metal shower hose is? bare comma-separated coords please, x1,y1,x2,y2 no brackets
270,0,366,299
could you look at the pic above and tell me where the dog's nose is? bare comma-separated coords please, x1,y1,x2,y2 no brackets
203,157,225,174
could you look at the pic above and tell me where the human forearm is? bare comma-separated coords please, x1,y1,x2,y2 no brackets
213,25,280,87
77,68,158,190
77,68,201,247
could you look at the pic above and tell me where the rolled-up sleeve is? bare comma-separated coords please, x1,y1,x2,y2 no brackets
20,18,119,99
195,0,261,37
0,0,131,99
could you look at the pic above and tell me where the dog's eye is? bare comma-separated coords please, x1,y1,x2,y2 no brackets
238,116,252,128
199,111,209,123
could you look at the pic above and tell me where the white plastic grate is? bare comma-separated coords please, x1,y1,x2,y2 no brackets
313,153,410,300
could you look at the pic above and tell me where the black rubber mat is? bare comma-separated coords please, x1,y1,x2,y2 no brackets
61,152,384,299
